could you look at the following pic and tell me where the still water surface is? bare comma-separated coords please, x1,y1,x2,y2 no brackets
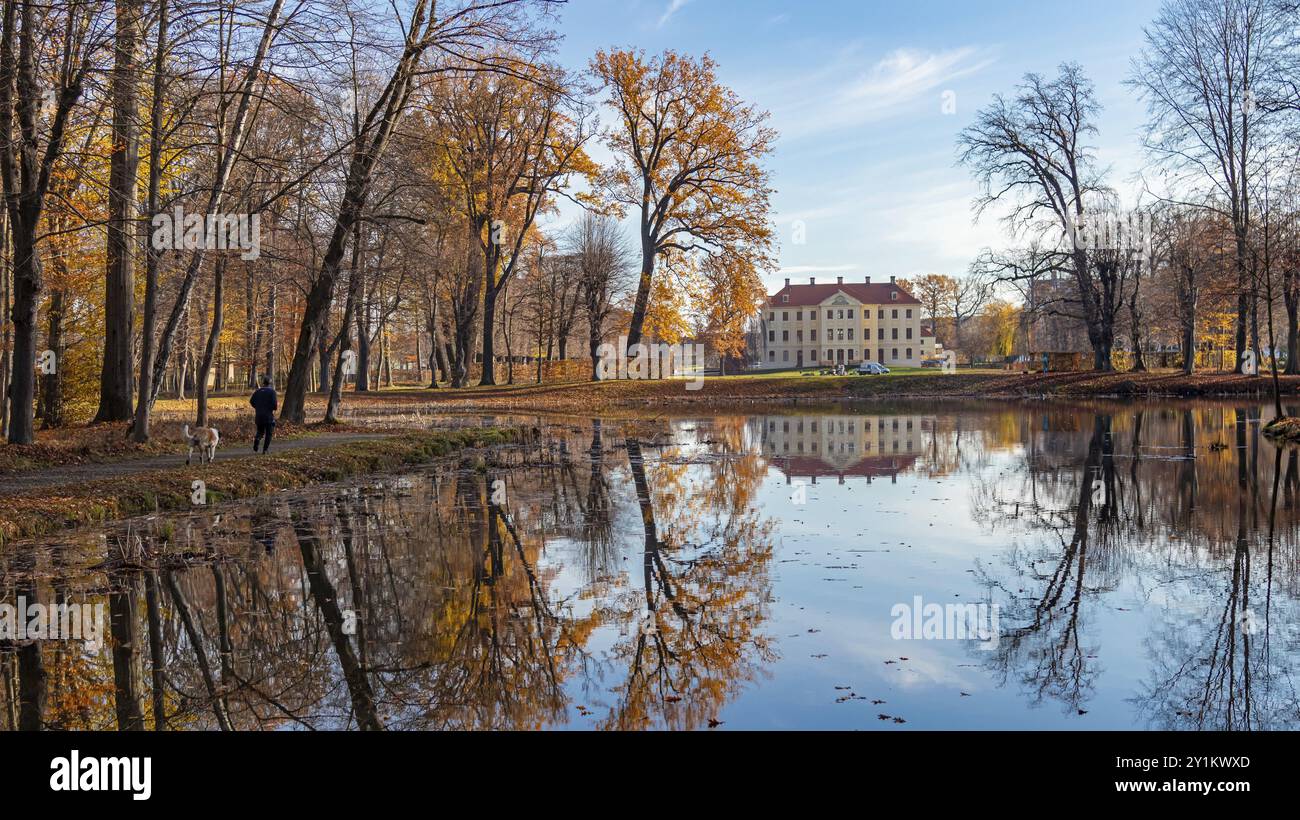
3,401,1297,730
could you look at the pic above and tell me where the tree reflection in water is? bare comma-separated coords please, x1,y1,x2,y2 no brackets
972,405,1300,728
0,419,774,729
5,404,1300,729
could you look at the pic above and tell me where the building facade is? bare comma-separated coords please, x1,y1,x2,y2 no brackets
761,276,927,368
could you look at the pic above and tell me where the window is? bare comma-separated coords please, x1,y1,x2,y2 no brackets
891,328,898,340
782,311,788,321
891,348,898,359
848,350,856,361
810,350,817,361
837,309,844,319
906,309,913,319
836,328,844,341
768,350,775,361
768,312,774,322
782,330,789,341
877,309,884,319
877,328,884,340
826,310,832,319
811,329,817,341
848,328,855,340
864,349,870,359
827,349,833,360
797,330,803,341
891,309,898,319
848,309,854,318
768,330,774,342
906,348,912,359
782,350,789,361
782,295,789,303
906,327,913,339
878,348,884,362
796,311,802,321
891,291,898,300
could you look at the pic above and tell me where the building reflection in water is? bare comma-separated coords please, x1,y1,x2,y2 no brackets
757,413,927,483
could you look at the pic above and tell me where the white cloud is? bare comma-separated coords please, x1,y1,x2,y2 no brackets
657,0,692,27
766,45,996,141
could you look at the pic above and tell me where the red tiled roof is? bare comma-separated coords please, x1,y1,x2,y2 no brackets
766,282,921,308
772,454,919,479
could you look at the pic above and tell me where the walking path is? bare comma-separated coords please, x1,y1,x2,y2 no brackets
0,433,388,494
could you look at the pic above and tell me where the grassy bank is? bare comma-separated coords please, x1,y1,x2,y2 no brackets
0,418,360,475
217,369,1300,416
0,427,523,546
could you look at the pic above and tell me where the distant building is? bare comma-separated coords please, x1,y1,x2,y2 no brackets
760,276,925,368
1024,274,1091,355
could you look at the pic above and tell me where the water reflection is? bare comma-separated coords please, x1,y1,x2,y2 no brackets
4,402,1300,729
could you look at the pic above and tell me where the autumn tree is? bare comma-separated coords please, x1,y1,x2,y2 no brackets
0,0,107,444
280,0,561,421
430,62,594,387
590,49,775,354
694,251,767,374
902,273,957,343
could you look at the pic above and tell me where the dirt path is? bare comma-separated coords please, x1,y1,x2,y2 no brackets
0,433,389,495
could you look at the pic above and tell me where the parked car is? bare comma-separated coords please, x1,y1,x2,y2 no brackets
920,358,944,368
858,361,889,375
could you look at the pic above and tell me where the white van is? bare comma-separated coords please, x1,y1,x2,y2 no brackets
857,361,889,375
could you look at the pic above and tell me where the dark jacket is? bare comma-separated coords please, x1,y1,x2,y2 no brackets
250,387,278,422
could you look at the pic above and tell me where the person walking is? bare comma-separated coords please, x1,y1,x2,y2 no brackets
250,375,278,453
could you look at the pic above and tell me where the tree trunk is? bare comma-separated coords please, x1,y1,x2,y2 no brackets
39,288,64,427
96,0,143,423
7,226,41,444
130,0,166,442
626,241,654,350
110,573,146,730
263,282,276,383
196,258,225,427
1287,295,1298,376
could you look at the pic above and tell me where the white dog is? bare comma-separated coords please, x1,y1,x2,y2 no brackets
183,424,221,465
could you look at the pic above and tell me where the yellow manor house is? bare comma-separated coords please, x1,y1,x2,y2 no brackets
760,276,931,369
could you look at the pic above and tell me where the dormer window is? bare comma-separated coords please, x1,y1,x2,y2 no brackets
782,294,789,303
891,291,898,300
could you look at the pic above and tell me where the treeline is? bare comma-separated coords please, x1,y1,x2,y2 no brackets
947,0,1300,399
0,0,775,444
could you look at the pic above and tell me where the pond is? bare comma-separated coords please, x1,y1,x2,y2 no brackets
2,400,1298,730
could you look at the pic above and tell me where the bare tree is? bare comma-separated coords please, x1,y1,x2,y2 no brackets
959,64,1117,370
1130,0,1293,373
568,211,630,380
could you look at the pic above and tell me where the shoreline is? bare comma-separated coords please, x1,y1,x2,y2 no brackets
0,427,524,546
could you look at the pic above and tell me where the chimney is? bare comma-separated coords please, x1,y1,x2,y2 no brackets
890,275,896,283
865,276,871,284
836,276,843,285
784,278,790,287
809,277,816,285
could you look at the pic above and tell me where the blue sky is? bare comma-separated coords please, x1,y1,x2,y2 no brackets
546,0,1167,294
